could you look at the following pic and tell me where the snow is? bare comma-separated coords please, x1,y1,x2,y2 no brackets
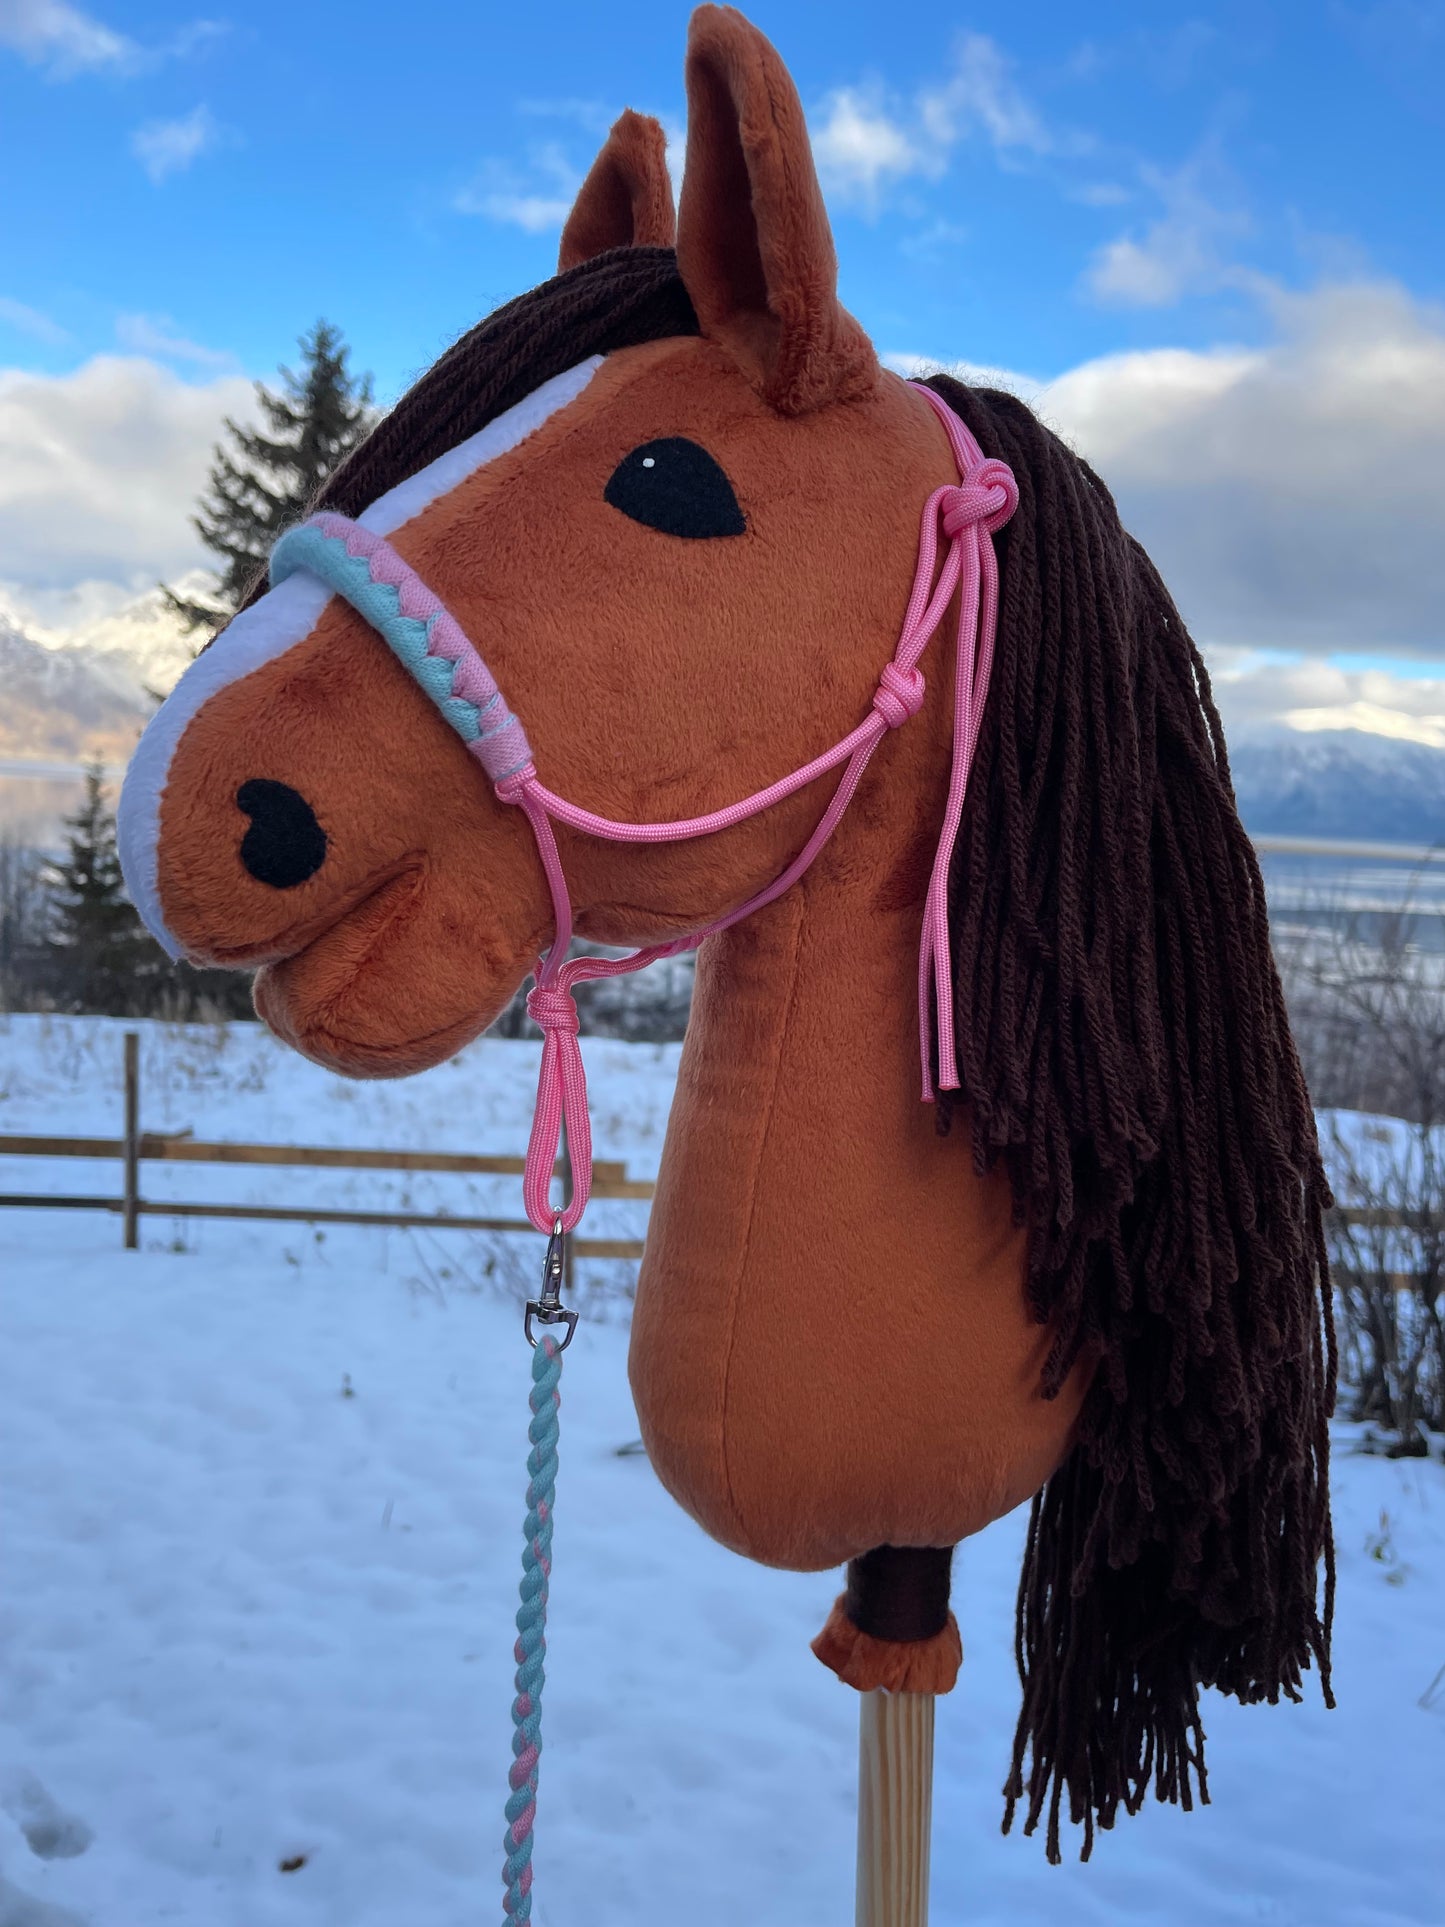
1317,1107,1445,1197
2,1015,1442,1926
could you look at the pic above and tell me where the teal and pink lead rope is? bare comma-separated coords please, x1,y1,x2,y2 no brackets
503,1331,563,1922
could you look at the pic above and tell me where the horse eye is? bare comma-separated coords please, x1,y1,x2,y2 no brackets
604,438,746,540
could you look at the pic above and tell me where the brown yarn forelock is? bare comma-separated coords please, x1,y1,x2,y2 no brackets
247,254,1335,1859
924,373,1336,1862
236,247,697,608
319,246,698,517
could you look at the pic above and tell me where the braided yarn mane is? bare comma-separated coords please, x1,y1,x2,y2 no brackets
319,247,698,518
237,247,698,611
927,375,1336,1861
269,257,1335,1858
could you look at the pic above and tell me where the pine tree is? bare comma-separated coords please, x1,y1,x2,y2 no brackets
165,320,375,633
44,764,157,1014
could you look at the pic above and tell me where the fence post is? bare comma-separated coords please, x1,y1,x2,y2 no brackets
122,1031,140,1250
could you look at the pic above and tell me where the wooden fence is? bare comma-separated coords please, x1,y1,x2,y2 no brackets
0,1032,653,1262
0,1033,1428,1273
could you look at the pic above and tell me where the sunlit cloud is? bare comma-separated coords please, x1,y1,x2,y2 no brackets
0,353,253,591
889,279,1445,729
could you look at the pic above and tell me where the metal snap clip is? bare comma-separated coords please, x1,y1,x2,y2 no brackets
524,1215,578,1349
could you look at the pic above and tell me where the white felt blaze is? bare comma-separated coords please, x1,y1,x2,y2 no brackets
118,356,605,959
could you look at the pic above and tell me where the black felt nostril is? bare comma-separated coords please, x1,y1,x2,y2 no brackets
236,779,327,889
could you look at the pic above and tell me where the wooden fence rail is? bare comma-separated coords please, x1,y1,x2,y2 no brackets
0,1032,653,1262
1,1034,1430,1274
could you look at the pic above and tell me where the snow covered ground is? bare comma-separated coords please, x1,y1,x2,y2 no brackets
1,1015,1442,1926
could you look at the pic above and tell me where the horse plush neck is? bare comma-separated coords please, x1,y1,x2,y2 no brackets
117,3,1334,1863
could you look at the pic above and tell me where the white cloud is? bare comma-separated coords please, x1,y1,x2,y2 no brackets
919,32,1057,158
115,312,234,368
1069,181,1131,208
0,295,70,344
510,99,683,208
0,0,134,73
0,354,253,594
812,33,1077,212
0,573,159,637
811,86,930,208
1085,158,1250,307
890,278,1445,684
1289,696,1445,750
883,349,1042,400
1203,648,1445,746
130,104,220,183
454,142,581,233
1041,281,1445,659
0,2,226,77
898,218,970,261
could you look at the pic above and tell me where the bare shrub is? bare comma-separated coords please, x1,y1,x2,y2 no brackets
1276,878,1445,1449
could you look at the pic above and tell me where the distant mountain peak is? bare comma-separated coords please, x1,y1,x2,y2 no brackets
0,576,215,768
1226,725,1445,844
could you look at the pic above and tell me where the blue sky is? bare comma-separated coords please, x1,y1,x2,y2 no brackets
3,0,1440,389
2,0,1444,737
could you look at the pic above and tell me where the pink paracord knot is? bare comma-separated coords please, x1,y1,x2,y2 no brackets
941,459,1019,539
526,985,580,1036
494,768,534,807
873,661,927,730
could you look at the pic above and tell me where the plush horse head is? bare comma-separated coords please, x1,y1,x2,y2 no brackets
118,4,1335,1860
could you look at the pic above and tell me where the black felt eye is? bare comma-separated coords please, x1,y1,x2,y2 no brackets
603,438,746,539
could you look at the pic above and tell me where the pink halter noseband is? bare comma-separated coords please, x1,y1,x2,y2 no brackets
269,382,1017,1238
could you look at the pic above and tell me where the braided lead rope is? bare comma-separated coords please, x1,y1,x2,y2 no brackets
502,1332,562,1923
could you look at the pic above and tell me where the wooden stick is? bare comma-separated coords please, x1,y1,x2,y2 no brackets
856,1689,934,1927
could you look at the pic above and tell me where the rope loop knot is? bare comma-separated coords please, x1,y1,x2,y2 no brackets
526,985,581,1036
941,458,1019,540
873,661,927,730
494,765,536,807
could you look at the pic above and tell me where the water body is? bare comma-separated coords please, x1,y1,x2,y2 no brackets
1258,848,1445,954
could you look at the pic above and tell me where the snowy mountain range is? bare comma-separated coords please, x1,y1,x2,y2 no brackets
0,581,1442,848
1227,726,1445,846
0,577,207,767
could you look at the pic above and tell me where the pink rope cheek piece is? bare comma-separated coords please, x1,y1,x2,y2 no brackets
504,788,594,1232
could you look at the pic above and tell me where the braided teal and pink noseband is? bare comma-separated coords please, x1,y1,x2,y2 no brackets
269,380,1018,1239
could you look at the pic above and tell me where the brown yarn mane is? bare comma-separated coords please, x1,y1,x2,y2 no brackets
927,374,1336,1860
318,247,698,518
279,258,1336,1858
236,248,698,612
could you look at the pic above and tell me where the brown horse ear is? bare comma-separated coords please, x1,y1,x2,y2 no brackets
676,5,876,414
558,110,677,272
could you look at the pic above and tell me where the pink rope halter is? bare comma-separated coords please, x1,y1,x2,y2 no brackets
280,382,1017,1234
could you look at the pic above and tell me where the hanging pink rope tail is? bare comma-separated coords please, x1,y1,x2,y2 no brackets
280,383,1016,1233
